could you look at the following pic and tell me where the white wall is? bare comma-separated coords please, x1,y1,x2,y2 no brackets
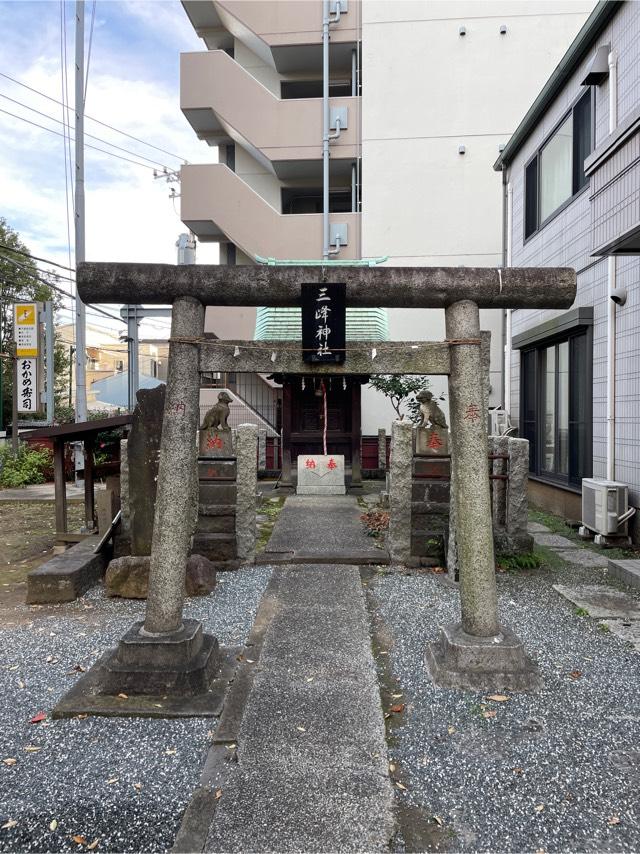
360,0,595,433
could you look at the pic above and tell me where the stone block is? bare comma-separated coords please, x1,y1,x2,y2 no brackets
416,426,449,456
236,424,258,561
296,454,346,495
607,559,640,591
27,536,108,604
198,459,237,481
553,584,640,620
96,488,120,537
192,533,238,562
388,421,413,563
199,428,234,458
106,553,218,599
413,458,451,478
199,482,238,505
196,513,236,534
425,622,541,692
378,428,387,471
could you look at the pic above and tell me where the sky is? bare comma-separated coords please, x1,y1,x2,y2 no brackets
0,0,218,339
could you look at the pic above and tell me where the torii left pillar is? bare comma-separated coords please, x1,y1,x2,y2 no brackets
102,296,220,697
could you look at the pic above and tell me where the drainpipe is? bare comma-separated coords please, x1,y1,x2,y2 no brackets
322,0,341,260
606,49,618,481
504,180,513,420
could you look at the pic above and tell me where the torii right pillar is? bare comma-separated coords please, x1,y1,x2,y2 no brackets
426,300,540,692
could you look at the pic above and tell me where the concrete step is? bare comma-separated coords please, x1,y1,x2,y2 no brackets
608,558,640,591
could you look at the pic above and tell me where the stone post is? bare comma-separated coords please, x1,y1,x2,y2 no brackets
236,423,258,561
144,296,205,635
426,300,539,691
378,428,387,471
505,437,533,550
120,439,130,537
388,420,413,563
446,301,498,637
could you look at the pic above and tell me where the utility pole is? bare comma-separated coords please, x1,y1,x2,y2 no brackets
74,0,87,425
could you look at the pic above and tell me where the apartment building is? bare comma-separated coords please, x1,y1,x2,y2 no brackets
495,0,640,537
179,0,594,460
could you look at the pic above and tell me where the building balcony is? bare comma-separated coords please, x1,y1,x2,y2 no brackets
181,0,358,73
181,163,359,260
181,51,359,176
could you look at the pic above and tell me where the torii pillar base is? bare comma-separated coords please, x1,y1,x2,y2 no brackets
425,623,541,693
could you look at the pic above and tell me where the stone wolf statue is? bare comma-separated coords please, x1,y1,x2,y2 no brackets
416,389,448,429
201,391,232,431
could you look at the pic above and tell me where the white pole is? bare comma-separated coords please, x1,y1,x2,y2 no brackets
606,50,617,481
322,0,330,260
74,0,87,425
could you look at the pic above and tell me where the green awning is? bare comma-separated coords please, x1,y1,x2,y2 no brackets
254,307,389,342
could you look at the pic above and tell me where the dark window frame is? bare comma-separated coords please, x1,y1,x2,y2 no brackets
520,326,593,489
523,87,595,243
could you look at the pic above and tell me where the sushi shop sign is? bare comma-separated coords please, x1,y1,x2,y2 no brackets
13,303,41,414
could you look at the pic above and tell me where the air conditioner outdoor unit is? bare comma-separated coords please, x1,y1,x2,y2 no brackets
581,478,634,537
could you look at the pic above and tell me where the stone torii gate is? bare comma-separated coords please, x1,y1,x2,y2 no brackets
76,262,575,699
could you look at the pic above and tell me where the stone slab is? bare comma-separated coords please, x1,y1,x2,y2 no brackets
263,495,385,561
553,584,640,620
527,521,551,533
608,559,640,591
192,533,237,562
198,459,237,481
415,425,449,456
27,536,107,604
602,620,640,652
202,565,395,852
296,454,346,495
128,385,165,555
105,554,217,598
555,548,609,568
533,533,576,548
199,482,238,505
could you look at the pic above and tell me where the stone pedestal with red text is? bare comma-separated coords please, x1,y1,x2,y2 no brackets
296,454,346,495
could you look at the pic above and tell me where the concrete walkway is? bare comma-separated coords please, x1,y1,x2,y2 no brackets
0,482,102,500
261,495,388,564
204,565,395,852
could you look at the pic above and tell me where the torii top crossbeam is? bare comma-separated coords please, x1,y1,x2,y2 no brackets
77,263,576,309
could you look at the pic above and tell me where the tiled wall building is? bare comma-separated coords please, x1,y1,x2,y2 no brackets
496,0,640,532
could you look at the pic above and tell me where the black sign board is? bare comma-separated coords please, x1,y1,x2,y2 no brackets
301,282,346,364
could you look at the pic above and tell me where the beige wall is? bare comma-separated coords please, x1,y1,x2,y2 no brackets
360,0,595,433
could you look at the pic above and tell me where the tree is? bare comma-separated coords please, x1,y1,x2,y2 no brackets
368,374,432,423
0,218,69,427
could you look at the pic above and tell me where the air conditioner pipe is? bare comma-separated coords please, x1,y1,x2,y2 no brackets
618,506,636,525
328,235,342,257
606,49,618,481
322,0,342,260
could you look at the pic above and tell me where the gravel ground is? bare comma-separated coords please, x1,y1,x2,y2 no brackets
370,560,640,853
0,566,271,854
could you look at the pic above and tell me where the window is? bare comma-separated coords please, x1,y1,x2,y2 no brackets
524,90,593,239
520,330,592,487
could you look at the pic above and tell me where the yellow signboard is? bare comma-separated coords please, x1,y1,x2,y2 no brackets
14,302,39,357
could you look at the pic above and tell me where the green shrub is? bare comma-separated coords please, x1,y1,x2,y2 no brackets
0,444,53,488
496,552,543,571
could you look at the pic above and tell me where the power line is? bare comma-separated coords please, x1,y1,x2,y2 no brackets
0,70,188,163
0,241,76,272
0,106,159,171
0,92,174,169
84,0,97,105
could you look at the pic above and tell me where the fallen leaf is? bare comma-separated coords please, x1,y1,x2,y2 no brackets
305,677,314,683
24,746,41,753
153,704,163,708
569,670,582,680
1,820,17,829
46,656,58,664
296,726,306,732
433,815,443,826
106,778,119,785
487,694,510,702
225,744,237,750
116,693,128,700
17,680,25,689
246,659,255,664
396,781,407,791
87,839,100,850
513,767,523,775
389,762,396,773
71,834,87,844
534,804,545,813
482,711,497,719
66,665,86,676
391,693,403,699
448,726,456,735
2,758,17,766
75,714,88,721
608,815,620,826
30,712,46,724
133,782,143,791
390,704,405,714
165,748,177,756
50,819,58,831
215,788,223,800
